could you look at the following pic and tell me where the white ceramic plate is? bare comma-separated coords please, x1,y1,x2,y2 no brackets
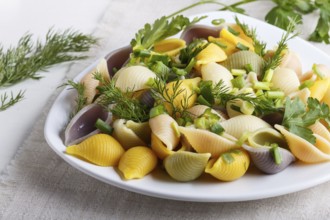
44,11,330,202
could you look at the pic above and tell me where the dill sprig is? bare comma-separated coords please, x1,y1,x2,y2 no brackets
0,91,25,111
212,80,280,116
234,16,267,56
262,21,298,75
0,28,97,87
64,80,87,117
95,74,149,123
150,77,192,118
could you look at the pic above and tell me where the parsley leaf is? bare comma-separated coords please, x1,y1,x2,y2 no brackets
282,97,330,144
309,0,330,44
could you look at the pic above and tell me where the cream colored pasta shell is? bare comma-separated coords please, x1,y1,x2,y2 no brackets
186,105,227,121
221,51,264,76
288,88,310,104
118,146,158,180
275,124,330,163
271,67,300,95
309,121,330,143
220,115,272,139
112,119,146,150
163,151,211,182
279,50,302,77
80,58,110,104
149,114,180,150
205,149,250,181
125,120,151,145
201,62,233,88
247,127,287,148
113,65,156,92
178,126,239,158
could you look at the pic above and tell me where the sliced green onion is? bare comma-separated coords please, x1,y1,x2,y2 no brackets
237,131,251,146
231,68,246,76
312,64,325,79
265,90,285,99
197,95,212,106
171,122,181,138
231,75,245,89
245,63,254,72
299,80,315,90
194,117,209,129
212,18,225,26
210,123,224,135
150,105,166,118
263,69,274,82
270,144,282,165
240,101,254,115
236,42,249,51
222,152,235,164
253,81,270,90
95,118,113,134
228,26,240,36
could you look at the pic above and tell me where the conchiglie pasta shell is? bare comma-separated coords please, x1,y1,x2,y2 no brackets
279,50,302,77
151,133,174,160
220,115,272,139
164,151,211,182
149,114,180,150
112,119,146,150
242,144,295,174
178,126,239,158
186,105,227,120
205,149,250,181
275,124,330,163
321,83,330,107
201,62,233,88
309,121,330,143
125,120,151,145
271,67,300,95
80,58,110,104
221,51,263,76
309,77,330,101
153,38,186,56
288,88,310,104
66,134,125,166
247,127,287,149
118,146,158,180
113,65,156,92
195,43,227,71
164,77,201,115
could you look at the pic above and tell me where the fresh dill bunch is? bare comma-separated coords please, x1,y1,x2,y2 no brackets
262,21,298,75
64,80,87,117
212,80,280,116
0,28,97,87
94,74,149,123
234,16,267,56
0,91,25,111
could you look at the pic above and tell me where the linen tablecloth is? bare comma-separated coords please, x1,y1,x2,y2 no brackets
1,0,330,219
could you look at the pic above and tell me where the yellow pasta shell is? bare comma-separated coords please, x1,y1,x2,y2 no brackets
153,38,186,56
205,149,250,181
275,125,330,163
164,77,201,116
163,151,211,182
66,134,125,166
309,77,330,101
195,43,227,71
220,28,254,51
118,146,158,180
151,132,174,160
